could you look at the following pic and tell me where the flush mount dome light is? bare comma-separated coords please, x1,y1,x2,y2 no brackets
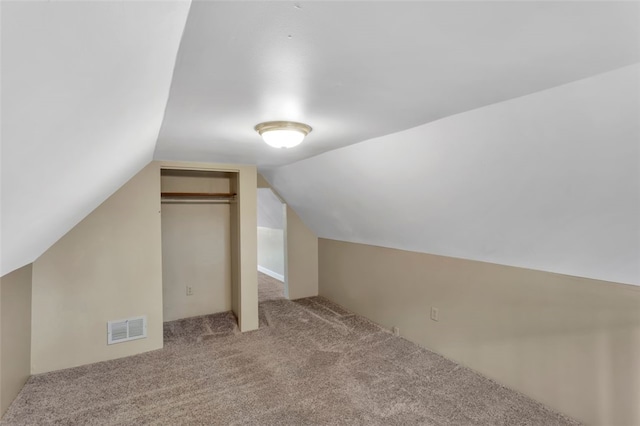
255,121,312,149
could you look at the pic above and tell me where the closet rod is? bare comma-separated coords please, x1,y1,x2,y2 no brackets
160,192,236,198
161,199,232,204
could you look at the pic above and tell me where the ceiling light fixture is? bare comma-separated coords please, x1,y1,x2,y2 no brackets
255,121,312,149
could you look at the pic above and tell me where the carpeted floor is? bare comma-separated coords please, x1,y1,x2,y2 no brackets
1,296,579,425
258,271,285,302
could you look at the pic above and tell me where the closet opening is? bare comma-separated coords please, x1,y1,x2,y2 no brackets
160,168,240,327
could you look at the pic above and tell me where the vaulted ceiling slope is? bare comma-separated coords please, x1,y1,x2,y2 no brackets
2,1,639,280
155,1,639,168
264,65,640,286
1,1,191,276
258,189,284,230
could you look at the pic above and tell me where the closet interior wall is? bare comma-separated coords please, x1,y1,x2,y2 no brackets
160,169,236,322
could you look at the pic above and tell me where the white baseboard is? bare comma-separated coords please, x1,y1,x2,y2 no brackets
258,265,285,282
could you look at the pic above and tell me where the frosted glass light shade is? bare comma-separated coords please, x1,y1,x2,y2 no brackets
261,129,305,148
255,121,312,149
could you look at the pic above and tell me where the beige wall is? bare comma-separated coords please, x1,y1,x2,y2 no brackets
285,207,318,300
28,160,258,375
31,163,163,374
161,171,232,321
1,273,2,415
237,165,258,331
160,161,258,332
0,264,32,417
230,174,240,320
319,238,640,426
0,274,1,419
257,174,318,300
257,227,285,280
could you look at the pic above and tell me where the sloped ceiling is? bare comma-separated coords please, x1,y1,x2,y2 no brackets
1,1,638,285
1,1,191,275
258,189,284,230
155,1,639,167
264,65,640,286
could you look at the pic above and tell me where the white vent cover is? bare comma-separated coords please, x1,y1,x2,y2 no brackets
107,316,147,345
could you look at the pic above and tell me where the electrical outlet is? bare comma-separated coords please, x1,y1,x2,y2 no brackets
430,307,439,322
186,286,193,296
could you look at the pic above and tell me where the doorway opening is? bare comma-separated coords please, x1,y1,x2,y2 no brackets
257,188,288,301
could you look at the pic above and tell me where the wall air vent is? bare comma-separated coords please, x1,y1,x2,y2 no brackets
107,316,147,345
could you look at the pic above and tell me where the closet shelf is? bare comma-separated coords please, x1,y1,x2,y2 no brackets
161,192,237,199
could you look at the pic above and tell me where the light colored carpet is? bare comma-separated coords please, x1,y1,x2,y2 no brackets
258,271,285,302
1,297,579,425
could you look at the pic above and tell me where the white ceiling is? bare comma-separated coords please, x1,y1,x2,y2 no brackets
1,1,190,275
265,65,640,286
155,1,639,168
1,1,639,285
